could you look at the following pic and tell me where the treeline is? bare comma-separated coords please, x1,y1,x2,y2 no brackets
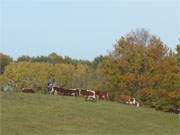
0,53,105,93
16,53,92,66
0,29,180,112
0,52,105,74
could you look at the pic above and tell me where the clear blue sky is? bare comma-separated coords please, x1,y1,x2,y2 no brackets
0,0,180,60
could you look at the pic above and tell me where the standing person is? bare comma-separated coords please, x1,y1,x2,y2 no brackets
47,78,53,94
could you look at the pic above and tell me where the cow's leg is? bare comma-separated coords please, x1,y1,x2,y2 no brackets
102,95,105,100
54,90,58,96
50,89,54,95
96,95,99,101
106,93,110,101
136,102,140,107
71,93,76,96
90,96,97,102
85,96,88,101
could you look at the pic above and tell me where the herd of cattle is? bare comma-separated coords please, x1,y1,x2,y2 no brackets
51,86,110,102
21,86,139,107
21,87,180,114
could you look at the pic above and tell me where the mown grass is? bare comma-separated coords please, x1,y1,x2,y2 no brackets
0,92,179,135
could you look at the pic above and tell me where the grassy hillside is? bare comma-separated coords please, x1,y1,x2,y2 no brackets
0,92,179,135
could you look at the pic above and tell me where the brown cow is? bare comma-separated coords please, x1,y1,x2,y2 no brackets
51,86,79,96
79,89,95,97
22,88,35,93
95,91,109,101
78,89,96,102
79,89,92,97
68,88,80,96
119,95,139,107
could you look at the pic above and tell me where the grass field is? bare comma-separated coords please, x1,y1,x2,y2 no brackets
0,92,179,135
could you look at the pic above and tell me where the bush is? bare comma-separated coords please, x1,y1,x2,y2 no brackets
139,88,158,107
139,88,180,112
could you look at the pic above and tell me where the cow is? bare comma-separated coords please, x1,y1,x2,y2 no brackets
22,88,35,93
68,88,80,96
119,95,140,107
95,91,109,101
168,108,180,115
84,90,96,102
79,89,87,97
50,86,79,96
50,87,96,102
50,86,64,95
78,89,96,102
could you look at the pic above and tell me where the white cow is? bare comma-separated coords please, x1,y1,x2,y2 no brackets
85,90,97,102
126,97,140,107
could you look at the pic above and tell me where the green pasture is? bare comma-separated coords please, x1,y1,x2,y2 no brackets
0,92,179,135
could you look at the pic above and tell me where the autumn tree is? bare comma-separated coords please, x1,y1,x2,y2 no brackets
2,62,54,93
100,29,180,106
53,63,75,87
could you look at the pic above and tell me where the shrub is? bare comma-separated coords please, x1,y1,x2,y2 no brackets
139,88,158,107
139,88,180,112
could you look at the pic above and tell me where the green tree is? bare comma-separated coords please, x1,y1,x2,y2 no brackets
17,55,32,62
176,43,180,65
0,53,13,74
92,55,107,69
2,62,54,93
48,53,63,64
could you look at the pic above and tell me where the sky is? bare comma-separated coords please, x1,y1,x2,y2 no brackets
0,0,180,60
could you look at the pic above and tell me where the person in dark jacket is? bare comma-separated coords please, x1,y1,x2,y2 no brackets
47,79,53,93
